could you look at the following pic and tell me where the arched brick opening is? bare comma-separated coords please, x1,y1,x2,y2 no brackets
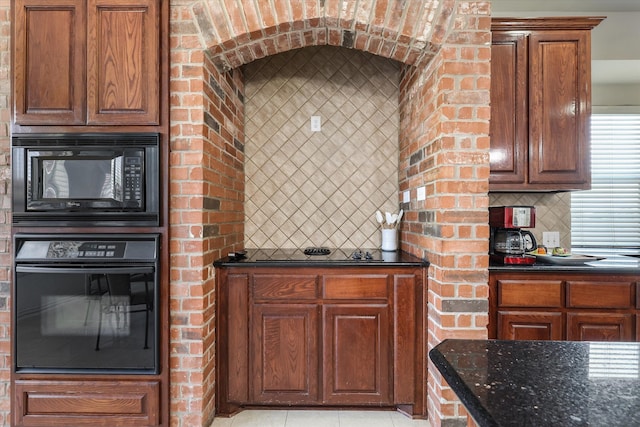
169,1,491,427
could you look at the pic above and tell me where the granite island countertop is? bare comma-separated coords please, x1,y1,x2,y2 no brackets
430,339,640,427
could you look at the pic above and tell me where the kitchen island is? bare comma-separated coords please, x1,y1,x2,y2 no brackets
214,248,428,418
430,339,640,427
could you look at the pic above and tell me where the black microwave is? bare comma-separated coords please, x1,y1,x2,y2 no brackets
12,133,160,226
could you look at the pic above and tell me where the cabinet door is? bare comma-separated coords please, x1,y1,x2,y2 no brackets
528,30,591,189
87,0,159,125
567,313,635,341
489,32,528,186
13,0,86,125
251,304,319,404
323,304,391,405
498,311,563,340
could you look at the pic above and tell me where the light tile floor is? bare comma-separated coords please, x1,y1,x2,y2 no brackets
210,410,431,427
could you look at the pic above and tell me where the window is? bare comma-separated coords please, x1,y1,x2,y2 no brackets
571,114,640,254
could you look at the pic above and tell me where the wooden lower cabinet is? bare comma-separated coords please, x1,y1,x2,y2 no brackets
216,265,426,417
490,271,639,342
14,379,160,426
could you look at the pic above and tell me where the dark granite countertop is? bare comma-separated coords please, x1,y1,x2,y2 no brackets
430,339,640,427
490,254,640,274
213,248,428,267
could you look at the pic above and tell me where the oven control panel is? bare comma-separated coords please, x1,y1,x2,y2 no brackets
16,237,157,261
72,242,126,258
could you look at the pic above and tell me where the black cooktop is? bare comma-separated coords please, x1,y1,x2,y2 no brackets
214,248,427,267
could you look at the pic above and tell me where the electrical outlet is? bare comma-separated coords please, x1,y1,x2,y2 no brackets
417,186,426,201
310,116,321,131
542,231,560,248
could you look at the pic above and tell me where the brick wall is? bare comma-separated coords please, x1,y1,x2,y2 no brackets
0,1,10,425
401,4,492,425
169,5,245,423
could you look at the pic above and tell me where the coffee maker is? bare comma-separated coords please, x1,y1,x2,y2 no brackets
489,206,537,265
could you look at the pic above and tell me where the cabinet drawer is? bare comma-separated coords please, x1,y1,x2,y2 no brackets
253,275,318,300
498,280,562,307
566,281,635,308
323,275,388,299
14,380,159,426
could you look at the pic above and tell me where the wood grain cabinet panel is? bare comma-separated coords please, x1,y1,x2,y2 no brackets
323,274,388,299
13,0,160,126
489,31,528,186
14,380,159,426
566,281,635,308
489,17,603,191
251,304,319,404
13,0,86,125
226,273,250,404
253,274,318,300
87,0,159,125
528,30,590,187
567,313,635,341
323,304,391,405
498,279,562,307
498,311,563,340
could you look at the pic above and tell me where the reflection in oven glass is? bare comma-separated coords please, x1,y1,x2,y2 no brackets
16,271,156,372
41,295,130,336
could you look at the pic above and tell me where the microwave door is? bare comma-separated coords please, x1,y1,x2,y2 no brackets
27,151,138,211
12,133,159,226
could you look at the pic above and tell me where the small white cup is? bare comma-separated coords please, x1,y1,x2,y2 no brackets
381,228,398,252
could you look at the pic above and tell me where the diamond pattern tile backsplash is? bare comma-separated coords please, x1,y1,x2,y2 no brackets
243,46,400,249
490,192,572,248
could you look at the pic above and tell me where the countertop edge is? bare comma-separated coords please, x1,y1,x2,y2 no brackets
213,249,429,268
214,259,428,268
429,342,498,427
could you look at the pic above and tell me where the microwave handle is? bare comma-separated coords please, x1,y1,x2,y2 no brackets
15,266,154,275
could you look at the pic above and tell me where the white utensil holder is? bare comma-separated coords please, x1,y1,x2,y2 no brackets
381,228,398,252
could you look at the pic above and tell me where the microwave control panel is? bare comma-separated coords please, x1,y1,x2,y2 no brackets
124,156,143,204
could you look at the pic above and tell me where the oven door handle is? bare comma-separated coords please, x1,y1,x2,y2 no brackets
15,266,154,275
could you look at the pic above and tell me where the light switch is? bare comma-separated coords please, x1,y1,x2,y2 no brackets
403,190,410,203
417,186,426,201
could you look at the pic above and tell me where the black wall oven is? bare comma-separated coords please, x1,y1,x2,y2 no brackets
14,234,160,374
12,133,160,226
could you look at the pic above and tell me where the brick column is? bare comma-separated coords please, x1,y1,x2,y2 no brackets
399,3,492,426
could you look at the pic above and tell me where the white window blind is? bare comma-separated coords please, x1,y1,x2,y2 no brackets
571,114,640,252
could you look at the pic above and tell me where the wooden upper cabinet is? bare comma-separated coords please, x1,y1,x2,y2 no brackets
489,17,604,192
14,0,86,125
528,30,590,187
87,0,159,125
13,0,159,126
489,32,528,186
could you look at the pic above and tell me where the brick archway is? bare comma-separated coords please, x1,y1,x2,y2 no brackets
168,1,491,427
195,0,456,71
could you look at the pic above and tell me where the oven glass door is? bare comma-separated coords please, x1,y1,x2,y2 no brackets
15,265,158,373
